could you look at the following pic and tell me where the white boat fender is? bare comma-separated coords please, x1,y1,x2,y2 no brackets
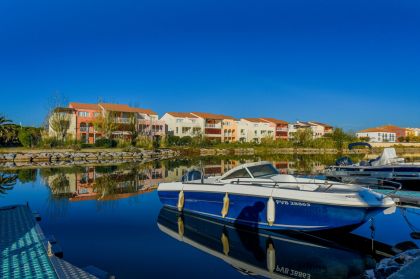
267,197,276,226
177,190,185,212
266,241,276,273
221,231,230,256
177,216,184,240
221,193,229,218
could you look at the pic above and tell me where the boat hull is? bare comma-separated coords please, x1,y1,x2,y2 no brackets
158,190,385,231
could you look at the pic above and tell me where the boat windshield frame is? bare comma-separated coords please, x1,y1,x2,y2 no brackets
247,164,280,178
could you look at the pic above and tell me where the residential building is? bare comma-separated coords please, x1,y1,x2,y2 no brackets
160,112,202,137
356,125,407,143
406,128,420,137
241,118,276,143
48,107,77,140
49,102,164,144
356,129,396,143
191,112,236,141
69,102,102,143
221,118,238,142
288,121,333,139
260,118,289,140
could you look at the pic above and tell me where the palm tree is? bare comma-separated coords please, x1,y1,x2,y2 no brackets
0,116,17,145
0,173,17,195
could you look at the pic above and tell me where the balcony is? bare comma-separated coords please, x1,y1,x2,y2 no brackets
205,123,222,129
205,128,222,136
276,128,288,132
116,118,130,124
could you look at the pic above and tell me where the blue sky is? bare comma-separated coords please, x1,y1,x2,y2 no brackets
0,0,419,131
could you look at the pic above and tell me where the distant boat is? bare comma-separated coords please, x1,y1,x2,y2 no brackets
158,161,395,232
157,207,377,279
325,144,420,190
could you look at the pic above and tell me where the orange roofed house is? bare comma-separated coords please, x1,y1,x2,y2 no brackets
161,112,237,142
48,102,166,144
356,125,407,143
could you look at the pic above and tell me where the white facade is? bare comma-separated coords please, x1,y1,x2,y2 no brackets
288,121,331,139
236,121,248,142
48,109,77,140
241,119,275,143
160,113,203,137
356,132,397,143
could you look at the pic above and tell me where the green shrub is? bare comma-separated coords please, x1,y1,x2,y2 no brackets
95,138,117,148
18,128,41,148
116,139,130,148
80,143,94,148
136,136,153,149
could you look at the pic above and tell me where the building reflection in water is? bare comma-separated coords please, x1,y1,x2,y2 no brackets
39,156,335,202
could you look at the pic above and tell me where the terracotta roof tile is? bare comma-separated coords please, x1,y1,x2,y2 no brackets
131,107,157,115
359,125,404,133
191,112,234,120
260,118,288,125
166,112,198,118
309,121,333,128
69,102,100,110
243,118,267,123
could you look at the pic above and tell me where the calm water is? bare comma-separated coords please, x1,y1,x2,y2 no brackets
1,156,420,279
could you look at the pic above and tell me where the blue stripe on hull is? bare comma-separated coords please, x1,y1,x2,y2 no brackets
158,191,383,231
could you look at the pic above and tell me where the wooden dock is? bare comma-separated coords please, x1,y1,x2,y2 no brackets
0,204,106,279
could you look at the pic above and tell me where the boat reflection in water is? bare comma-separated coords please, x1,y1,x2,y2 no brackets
157,207,376,279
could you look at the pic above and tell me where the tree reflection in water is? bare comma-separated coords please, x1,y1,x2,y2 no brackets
0,173,17,195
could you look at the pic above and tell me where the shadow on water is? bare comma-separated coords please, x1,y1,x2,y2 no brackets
234,201,266,261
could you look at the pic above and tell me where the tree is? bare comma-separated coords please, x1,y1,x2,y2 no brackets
128,113,138,145
93,111,117,139
292,128,313,147
0,116,19,146
329,128,348,151
18,127,41,147
49,110,71,142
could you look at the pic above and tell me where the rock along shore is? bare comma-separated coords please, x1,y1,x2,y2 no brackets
0,149,179,168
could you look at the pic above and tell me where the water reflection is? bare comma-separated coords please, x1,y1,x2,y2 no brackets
1,155,345,201
0,155,419,279
0,173,17,194
157,207,377,279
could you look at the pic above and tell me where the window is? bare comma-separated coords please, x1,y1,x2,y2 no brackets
176,127,179,134
176,119,183,123
78,111,89,117
223,168,251,180
248,164,279,178
94,112,100,117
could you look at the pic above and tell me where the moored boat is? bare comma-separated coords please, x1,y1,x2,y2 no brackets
157,161,395,232
325,145,420,190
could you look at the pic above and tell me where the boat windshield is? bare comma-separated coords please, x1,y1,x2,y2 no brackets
248,164,279,178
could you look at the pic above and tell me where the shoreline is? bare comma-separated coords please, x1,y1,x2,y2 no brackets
0,146,419,170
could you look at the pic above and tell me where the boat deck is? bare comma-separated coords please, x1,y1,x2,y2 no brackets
0,204,98,279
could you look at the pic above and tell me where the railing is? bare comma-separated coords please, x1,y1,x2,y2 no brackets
205,124,221,129
276,128,288,132
116,118,130,124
